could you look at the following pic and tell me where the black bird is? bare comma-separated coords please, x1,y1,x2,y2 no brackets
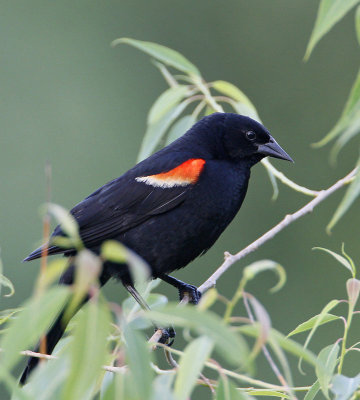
20,113,292,384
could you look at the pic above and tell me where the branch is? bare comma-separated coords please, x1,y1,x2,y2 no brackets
198,166,358,294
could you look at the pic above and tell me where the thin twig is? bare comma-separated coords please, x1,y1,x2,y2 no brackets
198,167,358,294
243,295,294,399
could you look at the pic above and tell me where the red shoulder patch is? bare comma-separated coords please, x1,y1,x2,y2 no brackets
136,159,206,188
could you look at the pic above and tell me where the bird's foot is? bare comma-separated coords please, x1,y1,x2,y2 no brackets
178,284,202,305
157,326,176,346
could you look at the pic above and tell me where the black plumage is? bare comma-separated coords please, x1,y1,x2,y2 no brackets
20,112,292,384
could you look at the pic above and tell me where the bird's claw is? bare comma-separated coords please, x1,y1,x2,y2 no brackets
179,284,202,305
157,326,176,346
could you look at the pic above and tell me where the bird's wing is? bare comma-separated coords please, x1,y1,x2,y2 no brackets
25,158,206,261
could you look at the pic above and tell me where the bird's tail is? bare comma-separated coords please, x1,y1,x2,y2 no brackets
19,264,110,385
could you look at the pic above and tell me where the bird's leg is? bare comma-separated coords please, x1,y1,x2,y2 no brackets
159,274,202,305
124,284,175,345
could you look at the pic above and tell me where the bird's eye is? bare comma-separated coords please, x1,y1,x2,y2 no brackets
246,131,256,141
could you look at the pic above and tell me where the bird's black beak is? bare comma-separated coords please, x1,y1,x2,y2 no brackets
257,137,293,162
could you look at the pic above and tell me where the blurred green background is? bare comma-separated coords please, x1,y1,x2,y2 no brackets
1,0,360,396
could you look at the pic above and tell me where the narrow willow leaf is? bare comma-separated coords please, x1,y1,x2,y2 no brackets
166,115,196,145
356,6,360,45
101,240,128,263
304,381,320,400
0,308,21,325
36,258,68,292
174,336,213,400
245,295,271,358
305,0,360,60
47,203,81,246
65,249,102,322
216,376,250,400
247,390,290,398
243,260,286,293
331,111,360,160
0,274,14,298
238,324,318,367
299,299,340,372
0,286,70,374
112,38,200,76
230,102,261,123
147,305,250,368
331,373,360,400
327,165,360,232
266,166,279,201
0,255,14,297
150,374,175,400
124,325,153,400
313,247,354,275
198,288,218,311
148,86,189,125
138,101,187,161
212,81,254,107
316,343,340,398
20,351,69,400
288,313,339,337
313,69,360,147
62,299,111,400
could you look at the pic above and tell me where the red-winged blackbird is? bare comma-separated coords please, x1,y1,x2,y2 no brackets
20,112,292,384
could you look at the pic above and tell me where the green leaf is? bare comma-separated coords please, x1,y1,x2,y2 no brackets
124,325,153,400
65,249,102,322
299,299,340,373
288,313,339,337
36,258,68,292
19,351,69,400
356,5,360,45
245,295,271,358
150,374,175,400
237,324,318,367
198,288,218,311
316,343,340,398
47,203,81,246
112,38,200,76
247,390,290,398
174,336,213,400
304,381,320,400
313,69,360,147
0,308,21,325
330,111,360,160
138,101,188,161
331,373,360,400
101,240,128,263
0,255,14,297
212,81,254,107
148,86,189,125
216,376,250,400
147,305,250,368
266,165,279,201
0,274,14,298
166,115,196,145
305,0,360,60
313,247,355,275
0,286,70,375
62,299,111,400
243,260,286,293
327,164,360,232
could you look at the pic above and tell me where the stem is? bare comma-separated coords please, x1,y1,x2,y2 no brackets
198,167,358,294
223,277,246,323
261,158,320,197
338,303,354,374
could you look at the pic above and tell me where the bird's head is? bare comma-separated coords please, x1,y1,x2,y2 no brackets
220,113,293,163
